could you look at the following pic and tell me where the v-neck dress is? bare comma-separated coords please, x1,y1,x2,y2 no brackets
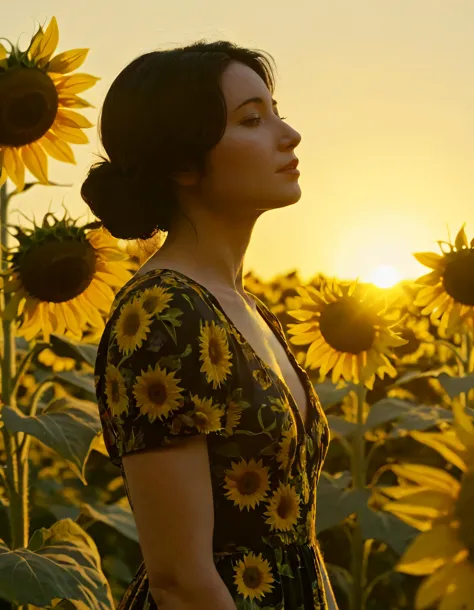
94,268,332,609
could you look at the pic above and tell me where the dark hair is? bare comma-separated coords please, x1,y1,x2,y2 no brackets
80,40,277,241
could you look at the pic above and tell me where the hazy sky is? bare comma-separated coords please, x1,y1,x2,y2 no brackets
3,1,474,284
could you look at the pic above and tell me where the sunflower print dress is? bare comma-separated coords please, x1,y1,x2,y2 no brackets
94,268,333,610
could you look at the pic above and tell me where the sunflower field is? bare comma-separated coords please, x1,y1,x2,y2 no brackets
1,15,474,610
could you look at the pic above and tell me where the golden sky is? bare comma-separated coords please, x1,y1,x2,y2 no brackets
4,1,474,284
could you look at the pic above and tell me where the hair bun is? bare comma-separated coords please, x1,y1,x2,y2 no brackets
81,159,170,240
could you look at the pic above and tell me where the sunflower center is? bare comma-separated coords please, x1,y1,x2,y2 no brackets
19,238,97,303
147,382,167,405
442,250,474,306
319,297,376,354
243,566,263,589
454,469,474,560
395,328,420,356
0,66,59,147
124,313,141,336
194,411,209,426
277,494,294,519
142,296,159,315
208,338,223,365
237,472,261,496
111,380,120,403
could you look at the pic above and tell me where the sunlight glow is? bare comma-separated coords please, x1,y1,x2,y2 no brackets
368,265,401,288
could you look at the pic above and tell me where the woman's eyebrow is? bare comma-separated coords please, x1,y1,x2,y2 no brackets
233,97,278,112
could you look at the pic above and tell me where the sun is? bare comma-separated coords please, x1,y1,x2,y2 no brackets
368,265,401,288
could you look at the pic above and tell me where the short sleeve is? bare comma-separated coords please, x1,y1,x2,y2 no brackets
95,279,235,466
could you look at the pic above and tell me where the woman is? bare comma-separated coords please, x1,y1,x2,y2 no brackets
82,40,338,609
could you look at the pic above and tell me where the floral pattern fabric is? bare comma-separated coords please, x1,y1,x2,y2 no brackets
94,268,332,609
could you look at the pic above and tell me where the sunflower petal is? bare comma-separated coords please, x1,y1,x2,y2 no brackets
39,131,76,164
50,123,89,145
397,523,463,576
413,252,444,270
35,17,59,68
3,147,25,191
409,430,467,474
415,560,461,610
54,108,93,129
20,142,49,183
47,48,89,74
390,463,458,494
0,43,8,70
57,93,94,109
454,224,468,250
383,488,454,519
53,72,101,94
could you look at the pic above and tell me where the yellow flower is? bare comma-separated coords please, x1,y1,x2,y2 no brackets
1,216,131,342
286,278,407,389
233,551,275,601
264,482,301,531
380,402,474,609
224,400,243,435
37,348,76,372
105,364,128,417
391,314,436,365
198,320,233,389
223,458,270,511
133,363,184,423
276,427,296,472
413,223,474,337
179,394,225,434
137,285,173,317
113,296,152,355
0,16,99,192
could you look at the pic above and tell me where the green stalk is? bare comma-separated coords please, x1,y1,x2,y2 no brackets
0,181,26,550
350,381,368,610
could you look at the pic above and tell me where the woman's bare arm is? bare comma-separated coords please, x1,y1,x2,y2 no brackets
122,435,236,609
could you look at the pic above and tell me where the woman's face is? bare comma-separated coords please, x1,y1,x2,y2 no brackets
199,61,302,218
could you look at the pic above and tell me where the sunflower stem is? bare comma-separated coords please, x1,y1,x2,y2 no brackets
0,180,27,551
349,382,368,610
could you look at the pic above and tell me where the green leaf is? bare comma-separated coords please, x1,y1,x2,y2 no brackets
391,368,446,386
389,405,453,436
1,397,101,484
312,379,355,408
356,490,419,555
48,334,98,368
437,372,474,399
316,473,361,532
326,415,358,437
80,502,138,542
0,519,114,608
364,398,414,431
54,370,96,396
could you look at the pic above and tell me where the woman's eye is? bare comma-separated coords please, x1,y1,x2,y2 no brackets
243,114,287,126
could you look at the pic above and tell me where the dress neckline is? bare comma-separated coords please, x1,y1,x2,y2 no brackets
118,267,315,437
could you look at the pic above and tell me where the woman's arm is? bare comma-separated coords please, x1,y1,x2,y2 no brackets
122,435,237,609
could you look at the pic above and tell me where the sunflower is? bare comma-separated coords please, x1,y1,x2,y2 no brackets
0,16,99,192
264,482,301,531
286,278,408,390
105,364,128,417
224,400,243,435
137,285,174,316
223,457,270,511
233,551,275,601
133,362,184,423
198,320,233,390
37,347,76,372
113,296,153,355
413,224,474,337
1,214,131,342
276,427,296,472
379,401,474,610
391,314,436,365
118,234,165,268
178,394,225,434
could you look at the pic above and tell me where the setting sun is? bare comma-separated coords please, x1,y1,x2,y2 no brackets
368,265,401,288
